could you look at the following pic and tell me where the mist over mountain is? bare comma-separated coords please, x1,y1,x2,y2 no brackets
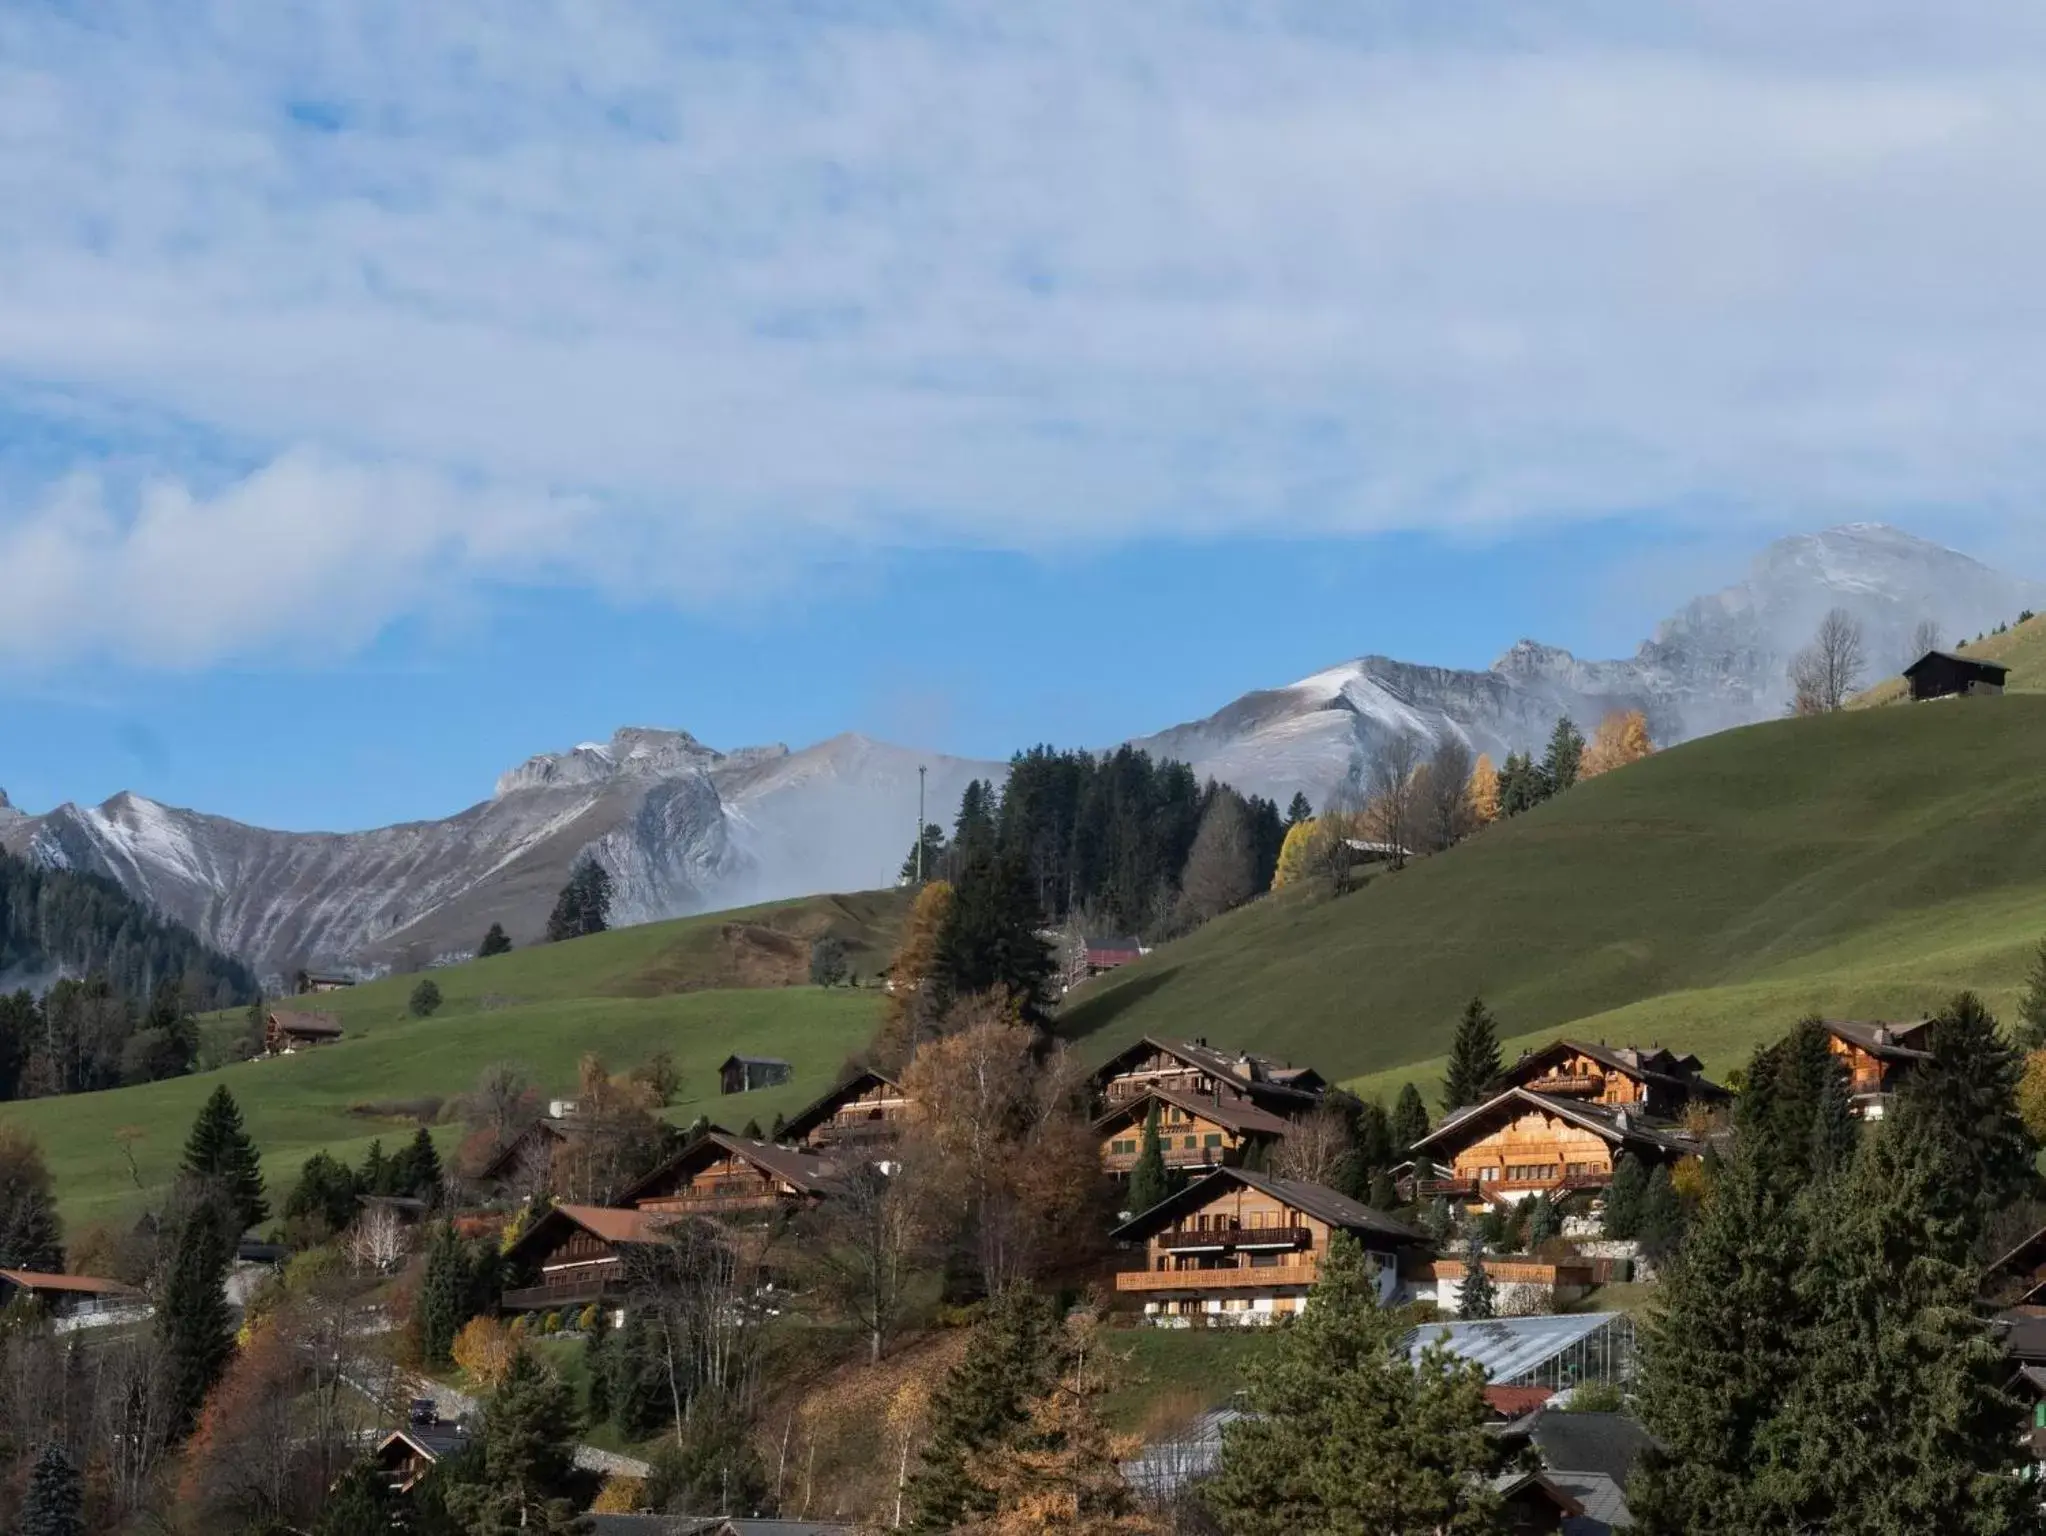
0,524,2034,981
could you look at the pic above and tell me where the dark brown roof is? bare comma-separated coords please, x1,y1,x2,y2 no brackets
1905,649,2011,681
719,1055,791,1070
621,1130,840,1206
1817,1019,1935,1063
503,1202,674,1266
1109,1166,1428,1247
1414,1088,1698,1158
1093,1036,1323,1108
0,1269,141,1297
1092,1085,1294,1141
269,1010,344,1037
779,1069,907,1143
1506,1039,1729,1100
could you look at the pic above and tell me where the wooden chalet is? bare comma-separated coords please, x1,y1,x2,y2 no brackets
1091,1037,1325,1119
1095,1086,1293,1178
621,1130,839,1220
1110,1167,1427,1324
1419,1255,1597,1316
473,1117,577,1194
264,1009,344,1054
1905,649,2010,702
1084,935,1144,975
0,1269,143,1320
296,971,355,994
779,1069,912,1150
373,1422,470,1493
1410,1087,1699,1203
719,1055,793,1094
1815,1019,1935,1118
499,1202,673,1313
1500,1040,1728,1119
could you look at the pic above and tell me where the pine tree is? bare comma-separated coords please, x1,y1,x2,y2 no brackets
1602,1154,1647,1240
283,1150,363,1237
1525,1192,1559,1248
478,922,514,958
1205,1232,1501,1535
1391,1082,1430,1157
1285,792,1313,827
415,1221,469,1366
409,977,443,1018
158,1199,235,1435
584,1319,611,1425
360,1138,389,1196
449,1351,584,1533
20,1442,83,1536
1754,1126,2045,1534
906,1286,1062,1532
900,822,949,885
546,858,613,943
937,843,1053,1021
0,1133,65,1273
1126,1100,1170,1217
180,1084,267,1230
1740,1019,1854,1196
1893,990,2037,1249
393,1126,443,1202
312,1459,393,1536
611,1308,667,1441
1456,1227,1496,1319
1637,1165,1685,1258
1440,997,1503,1111
1541,716,1587,795
1632,1143,1811,1535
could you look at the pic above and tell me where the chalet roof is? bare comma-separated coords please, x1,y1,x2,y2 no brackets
1091,1085,1295,1141
1085,935,1142,955
779,1069,907,1143
1490,1470,1585,1519
1817,1018,1936,1064
2015,1365,2046,1397
1531,1410,1656,1487
1092,1036,1323,1106
1995,1308,2046,1364
620,1130,839,1206
268,1010,344,1036
1506,1039,1728,1100
0,1269,141,1297
1109,1166,1427,1247
719,1054,791,1071
1413,1088,1697,1158
503,1202,674,1267
377,1423,470,1462
1548,1470,1631,1534
475,1117,581,1182
1905,649,2011,681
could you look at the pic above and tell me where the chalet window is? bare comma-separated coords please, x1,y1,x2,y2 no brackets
1182,1136,1198,1150
1203,1133,1223,1149
1479,1167,1499,1182
1249,1253,1280,1268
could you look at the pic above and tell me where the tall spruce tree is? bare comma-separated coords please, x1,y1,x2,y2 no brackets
1632,1141,1812,1536
1892,990,2036,1250
1739,1019,1852,1196
1636,1165,1685,1258
180,1084,267,1230
478,922,514,958
20,1442,83,1536
937,843,1053,1020
1751,1124,2046,1535
312,1459,393,1536
448,1351,584,1534
157,1197,236,1435
1205,1231,1502,1535
0,1135,65,1273
583,1319,612,1425
415,1221,469,1366
1601,1153,1647,1240
905,1286,1062,1532
391,1125,443,1203
610,1308,667,1440
1456,1227,1496,1319
1391,1082,1431,1157
1440,997,1503,1111
1126,1100,1171,1217
1541,716,1587,795
1285,792,1313,827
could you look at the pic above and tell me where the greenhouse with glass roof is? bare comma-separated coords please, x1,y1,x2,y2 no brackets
1404,1311,1635,1392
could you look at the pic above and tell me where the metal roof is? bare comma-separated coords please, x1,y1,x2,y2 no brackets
1406,1313,1625,1383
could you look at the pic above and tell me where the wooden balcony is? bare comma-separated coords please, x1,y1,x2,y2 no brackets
1418,1177,1479,1197
1118,1259,1320,1293
504,1270,622,1311
813,1118,902,1143
636,1190,791,1216
1524,1074,1602,1096
1156,1227,1310,1251
1103,1148,1236,1175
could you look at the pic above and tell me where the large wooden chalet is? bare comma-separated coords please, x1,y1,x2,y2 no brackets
1095,1087,1294,1177
1092,1037,1325,1117
620,1130,839,1219
500,1202,673,1312
264,1009,344,1055
1110,1166,1427,1324
1500,1040,1728,1118
779,1069,912,1151
1814,1019,1934,1118
1412,1088,1699,1204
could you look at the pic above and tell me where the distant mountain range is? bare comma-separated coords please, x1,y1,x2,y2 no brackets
2,524,2037,983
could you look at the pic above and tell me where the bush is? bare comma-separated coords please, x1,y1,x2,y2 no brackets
591,1475,647,1514
409,978,444,1018
451,1316,517,1390
578,1303,601,1333
541,1310,562,1335
809,936,849,987
508,1314,529,1340
1564,1380,1627,1413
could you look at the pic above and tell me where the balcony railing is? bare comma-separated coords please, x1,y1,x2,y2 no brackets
1524,1074,1602,1096
1118,1259,1319,1293
813,1119,902,1143
1418,1177,1479,1197
1156,1227,1310,1251
504,1271,622,1310
637,1190,791,1215
1104,1148,1235,1174
1419,1171,1610,1199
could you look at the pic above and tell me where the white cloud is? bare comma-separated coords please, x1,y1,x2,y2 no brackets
1,1,2044,664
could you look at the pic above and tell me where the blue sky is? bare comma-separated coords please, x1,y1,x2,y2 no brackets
2,2,2044,830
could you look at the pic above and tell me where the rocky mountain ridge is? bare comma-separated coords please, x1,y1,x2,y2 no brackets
2,524,2036,980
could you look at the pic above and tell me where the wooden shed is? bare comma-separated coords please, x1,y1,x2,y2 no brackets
719,1055,792,1094
1904,649,2010,702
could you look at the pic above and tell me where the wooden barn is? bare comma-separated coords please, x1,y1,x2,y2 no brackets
719,1055,793,1094
1904,649,2010,702
264,1010,345,1054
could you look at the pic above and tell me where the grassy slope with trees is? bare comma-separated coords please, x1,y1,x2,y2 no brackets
2,891,903,1226
1853,609,2046,707
1062,696,2046,1099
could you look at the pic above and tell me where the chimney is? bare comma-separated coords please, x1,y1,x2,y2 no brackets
1615,1110,1631,1133
1874,1026,1892,1047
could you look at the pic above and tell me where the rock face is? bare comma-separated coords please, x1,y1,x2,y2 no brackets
1,524,2035,977
1133,524,2045,809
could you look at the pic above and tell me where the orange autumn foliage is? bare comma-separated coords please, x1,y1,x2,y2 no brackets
1580,710,1655,779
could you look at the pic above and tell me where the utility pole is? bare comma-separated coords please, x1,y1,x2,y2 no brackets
916,765,927,884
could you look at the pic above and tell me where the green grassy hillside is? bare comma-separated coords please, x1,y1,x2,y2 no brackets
4,892,903,1229
1062,698,2046,1101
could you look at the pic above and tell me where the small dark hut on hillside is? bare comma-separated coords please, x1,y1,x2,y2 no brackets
719,1055,792,1094
264,1010,344,1054
1904,649,2010,702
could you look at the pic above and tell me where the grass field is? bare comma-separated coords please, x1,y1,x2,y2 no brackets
1062,697,2046,1100
2,892,902,1230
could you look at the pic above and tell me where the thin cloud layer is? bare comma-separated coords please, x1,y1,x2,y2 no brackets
0,2,2041,666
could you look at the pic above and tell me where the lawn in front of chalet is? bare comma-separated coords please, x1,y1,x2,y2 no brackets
0,984,879,1230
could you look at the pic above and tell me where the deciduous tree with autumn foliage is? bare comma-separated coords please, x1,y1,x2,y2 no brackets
1581,709,1655,779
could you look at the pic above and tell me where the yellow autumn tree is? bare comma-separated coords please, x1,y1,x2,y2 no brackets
1467,755,1500,826
451,1315,518,1390
875,880,956,1067
1580,710,1654,779
2019,1050,2046,1145
1271,819,1319,890
591,1475,647,1514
